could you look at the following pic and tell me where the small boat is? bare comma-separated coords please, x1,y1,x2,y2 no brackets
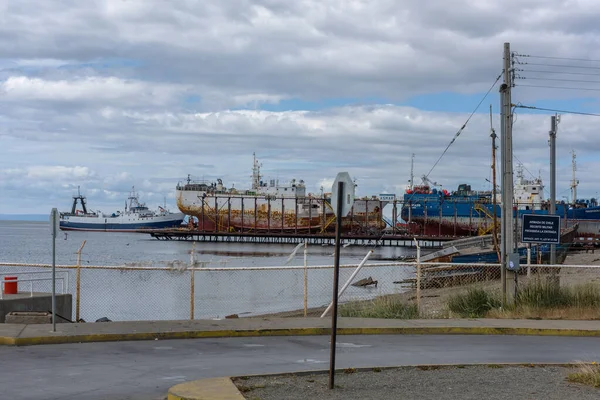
59,186,185,232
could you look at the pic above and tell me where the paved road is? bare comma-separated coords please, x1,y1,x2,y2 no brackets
2,335,600,400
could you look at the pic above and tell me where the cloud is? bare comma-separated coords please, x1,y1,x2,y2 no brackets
1,0,599,213
0,76,186,107
2,103,598,213
3,0,600,107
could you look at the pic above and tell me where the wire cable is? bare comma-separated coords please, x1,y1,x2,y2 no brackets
515,62,600,70
518,76,600,84
514,54,600,63
423,71,503,180
512,104,600,117
518,69,600,77
515,83,600,92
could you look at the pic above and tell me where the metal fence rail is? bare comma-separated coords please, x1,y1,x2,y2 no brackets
2,259,600,321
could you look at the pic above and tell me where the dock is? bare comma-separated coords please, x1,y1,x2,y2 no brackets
140,229,457,248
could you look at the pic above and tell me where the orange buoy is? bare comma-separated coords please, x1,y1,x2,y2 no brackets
3,276,17,295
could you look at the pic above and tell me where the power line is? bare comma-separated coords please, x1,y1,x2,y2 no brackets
513,104,600,117
518,76,600,84
515,62,600,71
514,53,600,63
516,83,600,92
518,69,600,78
423,72,503,180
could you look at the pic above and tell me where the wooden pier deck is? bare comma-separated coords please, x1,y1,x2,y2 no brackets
139,229,462,248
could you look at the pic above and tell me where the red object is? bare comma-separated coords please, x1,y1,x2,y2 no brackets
3,276,17,295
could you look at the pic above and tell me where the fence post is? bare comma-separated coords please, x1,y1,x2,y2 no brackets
190,242,196,320
526,245,531,277
414,238,421,314
303,242,308,317
75,240,86,322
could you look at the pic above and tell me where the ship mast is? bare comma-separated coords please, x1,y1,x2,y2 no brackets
571,150,578,205
490,105,500,262
251,152,262,191
409,153,415,191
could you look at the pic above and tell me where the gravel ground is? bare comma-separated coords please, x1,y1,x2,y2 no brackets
234,365,599,400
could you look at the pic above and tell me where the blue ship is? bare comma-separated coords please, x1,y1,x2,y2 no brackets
400,166,599,237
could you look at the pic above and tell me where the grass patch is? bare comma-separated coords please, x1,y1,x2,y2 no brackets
516,279,600,308
448,288,500,318
447,280,600,319
339,296,419,319
567,363,600,388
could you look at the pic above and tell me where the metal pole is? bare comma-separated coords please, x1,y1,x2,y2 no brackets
303,242,308,317
320,249,373,318
51,208,58,332
500,42,515,306
499,76,506,306
549,115,557,265
414,238,421,313
329,181,344,390
190,241,196,320
75,240,86,322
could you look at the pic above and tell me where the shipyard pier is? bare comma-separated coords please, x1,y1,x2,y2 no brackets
138,154,600,248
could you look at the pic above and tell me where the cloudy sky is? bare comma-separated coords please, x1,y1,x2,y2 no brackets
1,0,600,215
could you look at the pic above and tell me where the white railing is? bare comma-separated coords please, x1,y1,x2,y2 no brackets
0,270,68,299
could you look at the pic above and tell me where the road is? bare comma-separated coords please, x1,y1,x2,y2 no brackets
1,334,600,400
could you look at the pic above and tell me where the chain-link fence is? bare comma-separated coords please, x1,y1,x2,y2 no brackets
2,255,600,322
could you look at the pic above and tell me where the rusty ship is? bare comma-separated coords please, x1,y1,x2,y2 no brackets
175,154,390,234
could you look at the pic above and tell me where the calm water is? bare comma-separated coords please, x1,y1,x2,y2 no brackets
0,221,417,321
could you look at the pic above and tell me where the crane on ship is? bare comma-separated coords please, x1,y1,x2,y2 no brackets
420,175,443,189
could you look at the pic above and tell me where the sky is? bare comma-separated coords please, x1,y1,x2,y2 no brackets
1,0,600,215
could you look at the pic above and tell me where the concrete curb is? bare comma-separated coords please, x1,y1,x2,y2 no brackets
3,325,600,346
168,377,245,400
170,363,591,400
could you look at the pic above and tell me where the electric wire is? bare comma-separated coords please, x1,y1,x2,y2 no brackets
513,104,600,117
518,69,600,78
518,76,600,85
515,62,600,70
515,84,600,92
423,71,503,181
514,54,600,63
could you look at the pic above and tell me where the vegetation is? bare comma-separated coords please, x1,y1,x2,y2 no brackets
447,279,600,319
567,362,600,388
448,288,500,318
339,296,419,319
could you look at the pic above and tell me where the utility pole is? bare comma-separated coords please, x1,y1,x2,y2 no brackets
500,42,515,305
549,115,557,265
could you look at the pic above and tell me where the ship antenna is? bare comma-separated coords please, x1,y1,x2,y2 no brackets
409,153,415,191
571,150,578,204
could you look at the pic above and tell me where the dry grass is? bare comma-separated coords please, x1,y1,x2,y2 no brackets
567,362,600,388
339,295,420,319
487,306,600,320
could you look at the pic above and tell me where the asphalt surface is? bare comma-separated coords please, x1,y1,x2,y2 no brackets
237,366,600,400
2,335,600,400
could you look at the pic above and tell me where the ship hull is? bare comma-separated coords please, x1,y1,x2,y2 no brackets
176,190,387,233
401,199,600,237
60,214,185,232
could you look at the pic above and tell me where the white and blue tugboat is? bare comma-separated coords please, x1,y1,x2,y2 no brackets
59,186,185,232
